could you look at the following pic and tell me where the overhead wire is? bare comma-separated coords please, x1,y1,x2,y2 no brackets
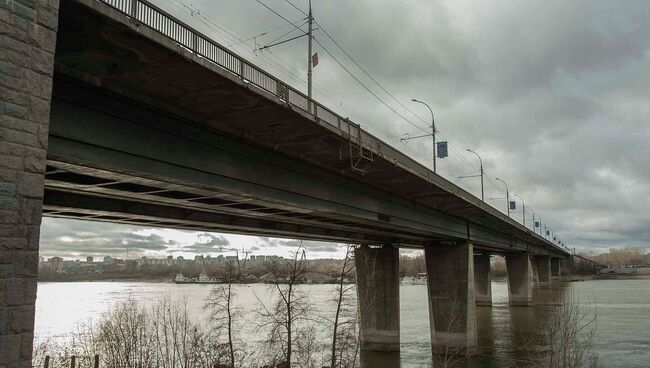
163,0,560,239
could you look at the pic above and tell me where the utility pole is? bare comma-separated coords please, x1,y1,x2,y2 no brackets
514,193,525,226
462,149,484,201
258,1,314,106
307,0,313,104
495,177,510,217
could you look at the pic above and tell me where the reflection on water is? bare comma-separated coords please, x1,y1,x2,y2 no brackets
36,280,650,368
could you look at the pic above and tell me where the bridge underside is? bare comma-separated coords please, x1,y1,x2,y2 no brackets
46,0,566,257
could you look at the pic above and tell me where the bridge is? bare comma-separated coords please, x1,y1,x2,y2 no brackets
1,0,575,364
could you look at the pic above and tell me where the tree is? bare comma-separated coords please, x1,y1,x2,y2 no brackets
205,260,242,368
255,243,313,367
328,245,359,368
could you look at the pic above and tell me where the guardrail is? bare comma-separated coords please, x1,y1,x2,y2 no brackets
97,0,405,162
94,0,568,254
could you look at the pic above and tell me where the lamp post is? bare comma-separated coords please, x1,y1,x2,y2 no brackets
410,99,436,172
463,149,484,201
495,177,510,217
514,193,525,226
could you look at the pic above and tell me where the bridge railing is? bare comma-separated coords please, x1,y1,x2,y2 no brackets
95,0,568,254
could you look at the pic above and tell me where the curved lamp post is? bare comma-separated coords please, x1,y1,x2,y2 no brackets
410,99,436,172
495,177,510,217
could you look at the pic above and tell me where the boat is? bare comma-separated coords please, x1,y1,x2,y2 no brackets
173,273,221,284
401,273,427,285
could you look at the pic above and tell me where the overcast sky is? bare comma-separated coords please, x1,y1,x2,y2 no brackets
40,0,650,259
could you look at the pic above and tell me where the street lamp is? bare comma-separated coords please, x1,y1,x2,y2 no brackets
410,99,436,172
514,193,525,226
460,149,484,201
495,177,510,217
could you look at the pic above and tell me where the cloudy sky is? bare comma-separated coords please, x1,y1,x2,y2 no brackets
41,0,650,259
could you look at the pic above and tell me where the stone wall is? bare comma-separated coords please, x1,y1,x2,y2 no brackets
0,0,59,365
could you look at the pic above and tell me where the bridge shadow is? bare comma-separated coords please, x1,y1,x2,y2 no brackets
360,351,401,368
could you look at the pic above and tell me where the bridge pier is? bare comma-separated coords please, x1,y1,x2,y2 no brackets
0,0,59,366
473,253,492,306
425,241,478,355
355,244,400,352
534,256,552,288
506,253,535,306
551,257,561,280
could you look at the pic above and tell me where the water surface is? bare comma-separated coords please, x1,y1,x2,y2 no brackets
35,279,650,367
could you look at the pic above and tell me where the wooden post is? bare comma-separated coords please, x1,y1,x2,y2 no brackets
70,355,76,368
44,356,50,368
94,354,100,368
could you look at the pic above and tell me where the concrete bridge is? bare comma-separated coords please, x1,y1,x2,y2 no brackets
1,0,573,364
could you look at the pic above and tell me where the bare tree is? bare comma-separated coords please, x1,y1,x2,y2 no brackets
205,260,242,368
536,292,598,368
254,242,313,367
327,245,359,368
506,291,599,368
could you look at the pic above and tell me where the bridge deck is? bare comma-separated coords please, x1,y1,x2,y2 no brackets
45,0,569,256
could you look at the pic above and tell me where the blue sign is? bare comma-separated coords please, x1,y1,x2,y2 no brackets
509,201,516,210
535,221,540,228
436,141,448,158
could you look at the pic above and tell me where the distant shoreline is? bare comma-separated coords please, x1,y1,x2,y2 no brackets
38,274,650,283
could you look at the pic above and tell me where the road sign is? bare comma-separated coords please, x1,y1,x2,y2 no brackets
509,201,516,210
437,141,448,158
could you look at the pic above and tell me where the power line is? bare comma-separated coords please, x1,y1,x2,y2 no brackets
313,18,432,130
260,19,309,50
255,0,305,32
227,21,300,48
285,0,308,16
312,37,431,136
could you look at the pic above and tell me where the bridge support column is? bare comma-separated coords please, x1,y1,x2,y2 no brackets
425,241,478,355
531,259,539,286
506,253,534,306
560,259,573,276
473,253,492,306
534,256,552,288
355,244,400,352
0,0,59,365
551,257,561,280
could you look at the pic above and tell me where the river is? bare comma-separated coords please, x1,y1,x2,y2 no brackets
35,279,650,367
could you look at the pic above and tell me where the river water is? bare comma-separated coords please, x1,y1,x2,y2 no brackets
35,279,650,367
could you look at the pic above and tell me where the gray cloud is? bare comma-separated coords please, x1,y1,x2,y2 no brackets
182,233,233,253
39,219,179,258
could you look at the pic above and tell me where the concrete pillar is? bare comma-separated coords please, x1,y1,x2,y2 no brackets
551,257,561,280
425,241,478,355
531,259,539,286
355,244,400,352
506,253,534,306
473,253,492,306
1,0,59,365
560,258,573,276
533,256,552,288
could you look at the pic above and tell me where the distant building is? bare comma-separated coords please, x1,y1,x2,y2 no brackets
103,256,114,265
48,257,64,273
86,256,93,264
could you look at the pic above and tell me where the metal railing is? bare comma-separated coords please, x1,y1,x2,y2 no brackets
94,0,568,254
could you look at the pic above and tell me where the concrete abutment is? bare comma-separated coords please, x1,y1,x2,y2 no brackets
0,0,59,366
